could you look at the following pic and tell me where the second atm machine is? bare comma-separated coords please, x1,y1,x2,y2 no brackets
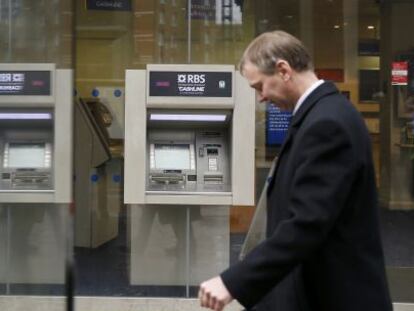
125,64,254,289
0,63,72,285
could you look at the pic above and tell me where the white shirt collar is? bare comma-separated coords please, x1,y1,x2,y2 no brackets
292,80,324,115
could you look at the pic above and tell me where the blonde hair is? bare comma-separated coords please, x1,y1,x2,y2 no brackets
239,31,313,75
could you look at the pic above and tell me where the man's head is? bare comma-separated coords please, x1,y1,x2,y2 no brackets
239,31,316,110
239,31,313,75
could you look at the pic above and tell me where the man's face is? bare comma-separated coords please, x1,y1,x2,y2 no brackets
242,61,294,111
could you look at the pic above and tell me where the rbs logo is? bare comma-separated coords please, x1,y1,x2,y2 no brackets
177,74,206,84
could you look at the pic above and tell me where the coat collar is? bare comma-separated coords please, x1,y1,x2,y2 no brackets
290,81,339,128
281,81,339,151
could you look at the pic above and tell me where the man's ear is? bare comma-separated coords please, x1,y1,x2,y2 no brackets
276,60,291,81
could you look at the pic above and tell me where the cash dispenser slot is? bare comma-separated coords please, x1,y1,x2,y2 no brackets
12,170,51,186
150,171,185,184
203,173,223,184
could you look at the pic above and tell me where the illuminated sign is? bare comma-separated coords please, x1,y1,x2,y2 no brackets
191,0,216,21
391,61,408,86
0,71,51,96
149,71,232,97
266,104,292,146
86,0,131,11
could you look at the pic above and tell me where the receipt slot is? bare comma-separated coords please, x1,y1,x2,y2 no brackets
125,64,254,288
0,63,72,285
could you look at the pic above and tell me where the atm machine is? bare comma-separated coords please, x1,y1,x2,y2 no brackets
124,64,254,291
0,63,72,286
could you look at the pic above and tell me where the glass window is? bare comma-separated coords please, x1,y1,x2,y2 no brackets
72,0,414,303
0,0,413,307
0,0,73,68
0,3,73,311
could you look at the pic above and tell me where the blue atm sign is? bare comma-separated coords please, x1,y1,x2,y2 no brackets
86,0,131,11
266,104,292,146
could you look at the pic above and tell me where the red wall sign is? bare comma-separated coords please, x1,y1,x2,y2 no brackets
315,69,344,82
391,61,408,85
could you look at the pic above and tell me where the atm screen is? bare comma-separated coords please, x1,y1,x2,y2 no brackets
6,142,48,168
154,144,191,170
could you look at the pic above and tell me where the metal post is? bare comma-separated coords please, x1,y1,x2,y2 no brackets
185,206,191,297
187,0,192,64
6,205,11,295
7,0,12,61
66,203,75,311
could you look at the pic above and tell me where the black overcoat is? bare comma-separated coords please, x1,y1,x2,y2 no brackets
221,82,392,311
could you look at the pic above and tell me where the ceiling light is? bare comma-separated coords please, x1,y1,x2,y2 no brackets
367,25,375,30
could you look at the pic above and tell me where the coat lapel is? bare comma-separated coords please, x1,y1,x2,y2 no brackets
267,81,339,192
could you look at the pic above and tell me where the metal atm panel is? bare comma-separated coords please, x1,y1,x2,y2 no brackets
146,119,231,194
125,65,255,288
124,66,254,205
0,109,54,191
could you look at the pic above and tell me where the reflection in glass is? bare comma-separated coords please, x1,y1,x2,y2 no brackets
0,0,73,67
0,204,67,295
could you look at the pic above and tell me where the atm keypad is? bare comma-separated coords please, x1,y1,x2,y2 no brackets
208,158,218,171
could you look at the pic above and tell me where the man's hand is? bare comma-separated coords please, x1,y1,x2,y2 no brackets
198,276,233,311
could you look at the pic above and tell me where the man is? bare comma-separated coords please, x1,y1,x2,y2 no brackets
198,31,392,311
